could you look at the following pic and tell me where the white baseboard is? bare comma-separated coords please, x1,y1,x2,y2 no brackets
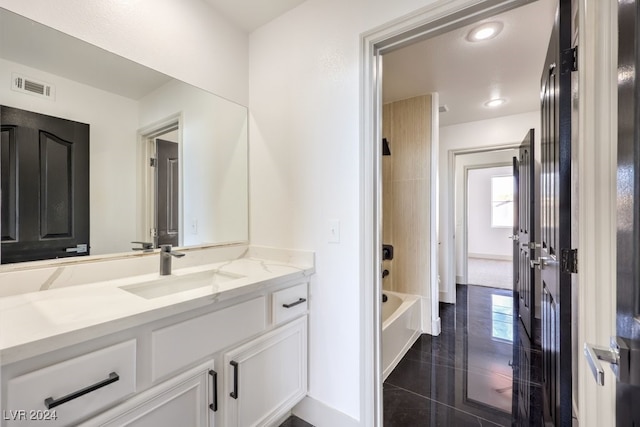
431,316,441,336
439,290,455,304
292,396,359,427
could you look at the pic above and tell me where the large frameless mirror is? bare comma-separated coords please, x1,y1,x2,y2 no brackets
0,8,248,265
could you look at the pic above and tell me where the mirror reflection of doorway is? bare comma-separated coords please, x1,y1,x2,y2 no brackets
140,120,181,249
155,136,179,247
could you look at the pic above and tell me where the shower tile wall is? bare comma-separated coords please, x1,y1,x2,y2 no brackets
382,95,433,296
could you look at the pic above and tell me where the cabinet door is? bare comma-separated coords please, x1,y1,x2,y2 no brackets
225,316,307,427
85,361,216,427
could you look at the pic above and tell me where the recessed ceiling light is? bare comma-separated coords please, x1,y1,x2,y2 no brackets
484,98,506,108
467,22,504,42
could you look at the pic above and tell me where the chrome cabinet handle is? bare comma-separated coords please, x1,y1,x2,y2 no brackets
44,372,119,409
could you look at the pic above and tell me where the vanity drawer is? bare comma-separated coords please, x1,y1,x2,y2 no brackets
151,296,266,381
5,340,136,427
272,283,308,325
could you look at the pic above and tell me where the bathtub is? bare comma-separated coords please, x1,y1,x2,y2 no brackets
382,290,422,380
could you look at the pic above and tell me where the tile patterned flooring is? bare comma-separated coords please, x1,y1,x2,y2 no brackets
279,415,314,427
281,285,542,427
384,284,543,426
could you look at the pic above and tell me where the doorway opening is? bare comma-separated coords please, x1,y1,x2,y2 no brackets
461,158,517,289
137,115,183,249
374,2,555,421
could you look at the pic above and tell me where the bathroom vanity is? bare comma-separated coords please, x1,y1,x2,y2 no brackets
0,8,312,426
0,245,314,426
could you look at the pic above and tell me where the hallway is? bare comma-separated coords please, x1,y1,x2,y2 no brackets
383,285,543,426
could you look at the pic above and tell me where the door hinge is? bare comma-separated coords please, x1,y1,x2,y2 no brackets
150,157,157,167
561,248,578,274
561,46,578,74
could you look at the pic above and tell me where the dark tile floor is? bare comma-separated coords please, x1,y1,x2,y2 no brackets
279,415,314,427
384,284,543,426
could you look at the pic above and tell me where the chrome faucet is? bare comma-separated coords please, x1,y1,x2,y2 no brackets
131,241,154,252
159,244,185,275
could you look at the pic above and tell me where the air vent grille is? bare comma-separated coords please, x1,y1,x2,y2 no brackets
11,73,54,100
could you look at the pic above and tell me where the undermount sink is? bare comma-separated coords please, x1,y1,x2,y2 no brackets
119,270,246,299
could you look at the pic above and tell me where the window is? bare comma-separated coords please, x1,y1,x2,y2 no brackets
491,294,513,342
491,175,513,228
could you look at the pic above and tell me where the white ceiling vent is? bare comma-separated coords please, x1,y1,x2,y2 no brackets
11,73,55,100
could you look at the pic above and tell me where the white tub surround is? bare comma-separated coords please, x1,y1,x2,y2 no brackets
381,291,422,380
0,245,313,364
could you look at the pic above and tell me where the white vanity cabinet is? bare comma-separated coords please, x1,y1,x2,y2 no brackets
224,316,307,427
1,279,310,427
82,361,216,427
4,340,137,427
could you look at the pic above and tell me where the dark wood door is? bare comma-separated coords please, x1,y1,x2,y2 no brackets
616,0,640,421
156,138,179,247
513,154,520,298
539,0,573,424
516,130,535,338
0,106,89,264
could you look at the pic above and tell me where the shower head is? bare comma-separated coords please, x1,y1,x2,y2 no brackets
382,138,391,156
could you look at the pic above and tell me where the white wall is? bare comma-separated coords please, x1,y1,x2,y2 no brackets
0,0,249,106
439,111,540,303
467,166,514,259
249,0,445,421
0,58,139,255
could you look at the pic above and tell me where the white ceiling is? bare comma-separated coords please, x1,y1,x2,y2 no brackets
203,0,307,32
202,0,558,126
383,0,558,126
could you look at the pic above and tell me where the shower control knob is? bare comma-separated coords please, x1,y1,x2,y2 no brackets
382,244,394,260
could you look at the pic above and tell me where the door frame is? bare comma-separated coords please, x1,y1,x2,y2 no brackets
137,114,183,247
361,1,536,425
463,162,514,286
451,145,519,295
360,0,616,426
574,0,617,424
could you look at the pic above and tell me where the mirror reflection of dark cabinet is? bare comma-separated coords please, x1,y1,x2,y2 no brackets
0,105,89,264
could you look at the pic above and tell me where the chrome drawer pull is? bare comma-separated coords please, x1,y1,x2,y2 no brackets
44,372,119,409
282,298,306,308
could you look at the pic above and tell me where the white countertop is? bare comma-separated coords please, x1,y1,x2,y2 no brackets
0,251,314,365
